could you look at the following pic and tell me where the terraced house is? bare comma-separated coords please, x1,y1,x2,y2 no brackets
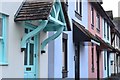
0,0,120,79
0,0,70,78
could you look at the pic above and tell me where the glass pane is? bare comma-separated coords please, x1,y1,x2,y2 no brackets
24,43,28,65
76,0,78,12
0,18,2,37
0,40,3,62
30,43,34,65
25,28,28,34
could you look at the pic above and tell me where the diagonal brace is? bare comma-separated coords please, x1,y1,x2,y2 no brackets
21,20,48,52
41,26,64,53
49,15,66,26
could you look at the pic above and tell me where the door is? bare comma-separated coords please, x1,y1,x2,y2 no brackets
24,29,38,78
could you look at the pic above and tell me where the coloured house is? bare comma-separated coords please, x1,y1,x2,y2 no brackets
0,0,70,78
48,0,90,78
48,0,120,79
88,2,120,78
113,17,120,75
0,0,120,79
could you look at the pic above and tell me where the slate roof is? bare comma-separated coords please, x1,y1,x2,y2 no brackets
95,35,114,51
113,17,120,37
72,19,99,43
14,0,54,21
14,0,71,31
106,10,113,20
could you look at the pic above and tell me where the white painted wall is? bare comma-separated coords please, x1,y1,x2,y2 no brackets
0,1,49,78
39,32,48,78
0,1,24,78
102,18,112,77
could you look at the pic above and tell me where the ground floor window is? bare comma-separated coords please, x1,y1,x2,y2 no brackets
0,14,7,65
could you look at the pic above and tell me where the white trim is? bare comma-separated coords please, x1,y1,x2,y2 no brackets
91,39,100,46
0,36,3,39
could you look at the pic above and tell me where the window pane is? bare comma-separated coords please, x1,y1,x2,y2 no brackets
79,0,82,15
24,43,28,65
107,24,109,40
76,0,78,12
30,43,34,65
0,18,2,36
104,20,106,37
0,40,3,62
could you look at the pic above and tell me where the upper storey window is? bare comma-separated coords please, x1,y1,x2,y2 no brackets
96,14,100,33
91,6,94,28
107,23,109,40
75,0,82,20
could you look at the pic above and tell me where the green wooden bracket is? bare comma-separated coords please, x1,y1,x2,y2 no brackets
21,20,48,52
41,26,64,53
49,15,66,26
55,2,60,19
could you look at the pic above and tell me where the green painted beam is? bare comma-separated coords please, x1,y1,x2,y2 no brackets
41,26,64,51
49,15,66,26
21,20,48,49
55,4,60,19
53,5,56,18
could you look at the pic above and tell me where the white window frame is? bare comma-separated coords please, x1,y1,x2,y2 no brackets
0,14,8,65
75,0,82,15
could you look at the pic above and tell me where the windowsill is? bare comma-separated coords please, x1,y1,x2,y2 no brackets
91,24,94,29
0,62,8,66
75,11,82,20
104,35,106,38
96,28,100,34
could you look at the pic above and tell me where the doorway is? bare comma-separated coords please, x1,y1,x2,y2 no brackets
24,28,38,78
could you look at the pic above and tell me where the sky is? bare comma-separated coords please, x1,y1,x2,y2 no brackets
0,0,120,17
102,0,120,17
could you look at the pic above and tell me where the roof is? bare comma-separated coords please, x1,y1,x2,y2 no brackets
90,2,115,28
96,35,114,51
14,0,71,31
113,17,120,30
106,11,113,20
113,17,120,37
14,0,54,21
115,49,120,54
72,19,99,43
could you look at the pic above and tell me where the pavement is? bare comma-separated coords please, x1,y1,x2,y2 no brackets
107,73,120,80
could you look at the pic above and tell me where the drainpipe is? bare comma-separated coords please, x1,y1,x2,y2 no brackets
74,43,80,80
107,51,109,77
117,54,118,74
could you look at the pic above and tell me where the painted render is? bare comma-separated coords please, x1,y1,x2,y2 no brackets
102,18,111,78
88,2,103,78
0,1,49,78
48,0,89,78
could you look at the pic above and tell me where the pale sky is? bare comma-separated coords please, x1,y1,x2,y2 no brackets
102,0,120,17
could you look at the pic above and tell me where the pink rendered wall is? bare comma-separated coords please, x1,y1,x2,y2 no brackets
88,2,103,78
